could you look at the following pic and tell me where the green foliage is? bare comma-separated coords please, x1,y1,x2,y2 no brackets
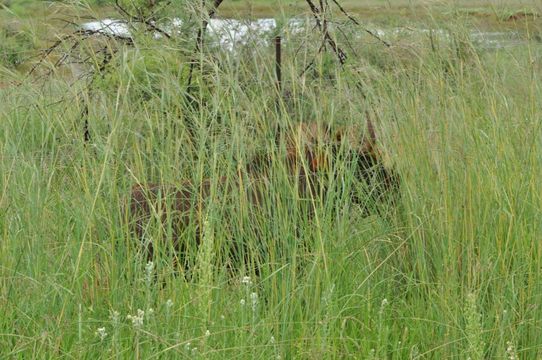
113,0,172,16
464,293,485,360
94,47,186,102
0,22,35,68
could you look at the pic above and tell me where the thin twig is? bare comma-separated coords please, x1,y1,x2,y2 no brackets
305,0,347,65
186,0,224,89
115,0,171,38
300,37,327,77
330,0,391,47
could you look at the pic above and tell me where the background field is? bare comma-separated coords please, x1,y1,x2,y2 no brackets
1,0,542,358
219,0,541,24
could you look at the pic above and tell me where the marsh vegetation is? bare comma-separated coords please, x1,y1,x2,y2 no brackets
1,0,541,358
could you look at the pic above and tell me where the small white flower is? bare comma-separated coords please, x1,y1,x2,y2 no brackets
270,336,276,344
184,342,191,351
191,347,198,356
240,299,246,306
241,276,252,285
147,308,154,317
110,310,120,324
250,292,258,310
379,298,389,315
205,329,211,337
145,261,154,282
166,299,174,309
95,327,107,341
506,341,518,360
127,309,145,327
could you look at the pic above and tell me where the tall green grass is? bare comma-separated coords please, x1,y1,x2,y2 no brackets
1,8,541,358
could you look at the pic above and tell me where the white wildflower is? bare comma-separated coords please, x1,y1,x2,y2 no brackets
95,327,107,341
506,341,518,360
379,298,389,315
166,299,174,309
205,329,211,337
240,298,246,306
110,310,120,324
241,276,252,286
184,342,191,351
147,308,154,317
250,292,258,311
270,336,276,344
145,261,154,282
127,309,145,328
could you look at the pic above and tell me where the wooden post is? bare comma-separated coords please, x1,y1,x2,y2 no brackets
275,35,282,95
82,100,91,143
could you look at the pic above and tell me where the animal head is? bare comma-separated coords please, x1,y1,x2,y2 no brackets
333,118,380,160
276,122,332,174
333,118,400,210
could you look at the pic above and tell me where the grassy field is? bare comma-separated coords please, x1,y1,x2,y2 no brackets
2,0,541,25
218,0,541,26
1,0,542,358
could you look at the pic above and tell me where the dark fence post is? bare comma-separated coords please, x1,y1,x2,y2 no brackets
275,35,282,95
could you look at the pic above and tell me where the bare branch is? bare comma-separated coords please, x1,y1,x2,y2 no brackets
186,0,225,89
115,0,171,38
305,0,347,65
331,0,390,47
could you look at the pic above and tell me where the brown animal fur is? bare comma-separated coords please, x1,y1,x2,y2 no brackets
127,120,398,271
334,119,400,211
127,123,328,269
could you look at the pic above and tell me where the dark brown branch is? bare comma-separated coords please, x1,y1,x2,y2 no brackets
26,36,67,78
114,0,171,39
305,0,322,30
27,26,131,142
305,0,347,65
186,0,224,89
300,37,327,77
330,0,391,47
